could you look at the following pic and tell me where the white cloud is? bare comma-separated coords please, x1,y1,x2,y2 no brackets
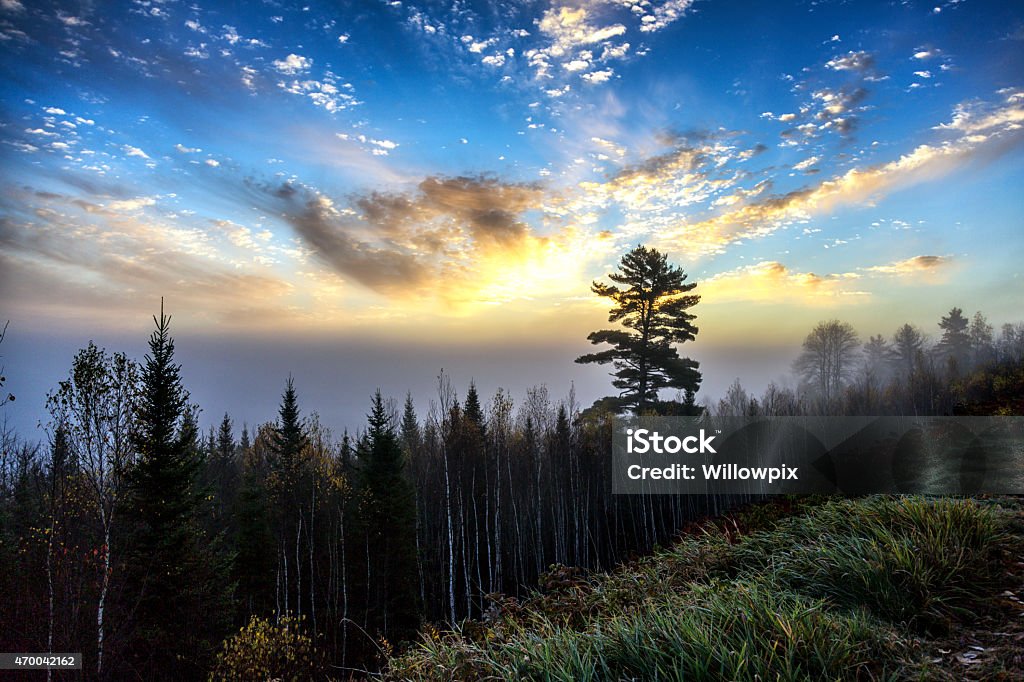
581,69,613,84
123,145,150,159
824,50,874,72
175,144,201,153
57,13,88,27
467,37,497,53
107,197,156,212
241,66,257,90
273,53,312,75
935,89,1024,135
793,156,820,171
638,0,695,33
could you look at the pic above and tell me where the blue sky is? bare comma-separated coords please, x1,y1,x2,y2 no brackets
1,0,1022,436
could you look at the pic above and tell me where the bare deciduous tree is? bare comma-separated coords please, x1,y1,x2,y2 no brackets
794,320,860,412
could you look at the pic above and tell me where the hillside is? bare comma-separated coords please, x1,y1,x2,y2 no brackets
385,496,1024,681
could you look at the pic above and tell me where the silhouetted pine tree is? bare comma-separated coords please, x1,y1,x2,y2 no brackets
936,307,972,372
357,390,420,642
576,245,701,414
233,445,275,618
271,377,307,485
126,302,231,678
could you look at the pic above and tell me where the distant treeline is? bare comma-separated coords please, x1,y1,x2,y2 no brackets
713,310,1024,417
0,307,1022,679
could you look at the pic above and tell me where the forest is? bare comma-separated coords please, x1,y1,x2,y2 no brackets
1,247,1023,680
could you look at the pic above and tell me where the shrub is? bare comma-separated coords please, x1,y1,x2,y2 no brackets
209,614,322,682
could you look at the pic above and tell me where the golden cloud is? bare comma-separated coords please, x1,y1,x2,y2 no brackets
701,261,868,305
864,255,952,276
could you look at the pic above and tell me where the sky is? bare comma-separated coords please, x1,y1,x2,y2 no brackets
1,0,1022,440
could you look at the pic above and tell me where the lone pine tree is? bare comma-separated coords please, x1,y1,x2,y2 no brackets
577,245,701,414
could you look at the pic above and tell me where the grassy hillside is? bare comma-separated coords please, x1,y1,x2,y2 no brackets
385,496,1024,681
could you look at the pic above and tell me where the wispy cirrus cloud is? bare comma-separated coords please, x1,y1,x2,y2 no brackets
654,89,1024,257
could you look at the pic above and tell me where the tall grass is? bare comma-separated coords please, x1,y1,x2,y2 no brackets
386,497,1009,681
729,497,1004,630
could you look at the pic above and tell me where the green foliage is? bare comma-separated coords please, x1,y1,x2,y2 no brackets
386,496,1012,681
576,244,701,414
209,614,322,681
954,357,1024,415
731,497,1004,632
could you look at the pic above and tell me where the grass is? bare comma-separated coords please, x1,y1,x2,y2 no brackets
385,496,1019,682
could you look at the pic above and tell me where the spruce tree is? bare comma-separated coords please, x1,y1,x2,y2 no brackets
271,377,307,485
217,413,234,462
233,447,275,617
127,301,230,677
576,245,701,414
400,393,421,456
463,381,485,436
892,323,925,378
357,390,420,642
936,307,972,369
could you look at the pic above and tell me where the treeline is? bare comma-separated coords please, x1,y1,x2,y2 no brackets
1,305,1021,678
712,309,1024,417
0,310,747,680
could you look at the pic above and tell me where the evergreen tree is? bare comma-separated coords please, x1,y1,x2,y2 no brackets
400,393,421,456
892,323,925,378
463,381,485,436
969,311,995,364
357,390,420,642
863,334,894,369
267,378,309,620
217,413,235,461
239,423,251,453
233,446,275,618
576,245,701,414
271,377,307,483
208,413,238,526
205,426,216,461
936,307,971,370
127,301,230,677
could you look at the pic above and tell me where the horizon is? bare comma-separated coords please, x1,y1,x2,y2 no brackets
2,0,1022,441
